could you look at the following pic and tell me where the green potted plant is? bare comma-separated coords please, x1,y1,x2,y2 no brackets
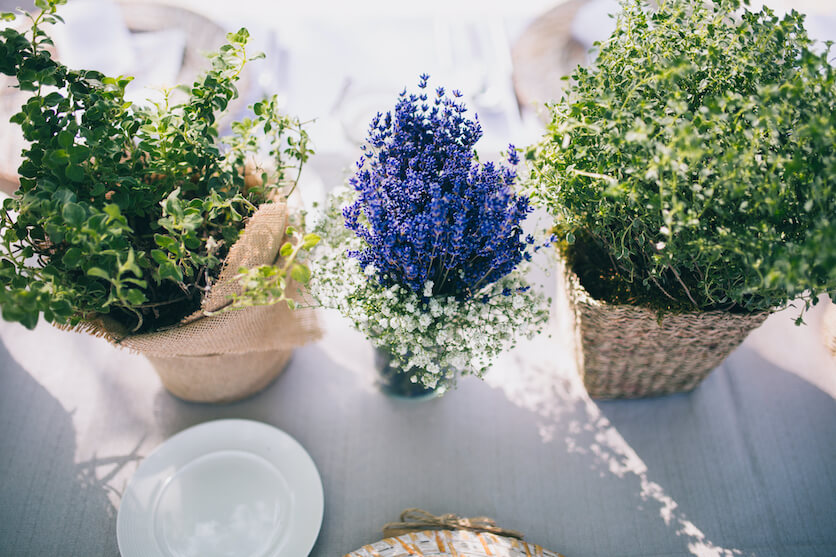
311,75,549,398
526,0,836,398
0,0,321,402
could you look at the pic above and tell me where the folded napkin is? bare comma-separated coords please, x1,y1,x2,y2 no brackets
51,0,135,77
51,0,186,106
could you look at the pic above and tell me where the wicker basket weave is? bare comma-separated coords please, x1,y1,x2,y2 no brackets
556,257,769,399
345,529,564,557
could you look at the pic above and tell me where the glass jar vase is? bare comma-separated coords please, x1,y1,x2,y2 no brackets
373,347,454,399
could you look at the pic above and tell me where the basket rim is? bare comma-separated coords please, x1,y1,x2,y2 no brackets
556,249,772,320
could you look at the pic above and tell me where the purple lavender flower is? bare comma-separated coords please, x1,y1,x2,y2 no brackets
343,75,532,299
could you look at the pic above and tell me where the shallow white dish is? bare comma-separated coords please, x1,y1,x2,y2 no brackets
117,419,323,557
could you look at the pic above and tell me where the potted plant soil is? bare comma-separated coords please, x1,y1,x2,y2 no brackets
526,0,836,398
0,0,320,402
311,75,549,398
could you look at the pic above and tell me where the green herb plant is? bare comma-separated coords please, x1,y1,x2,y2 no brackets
526,0,835,321
0,0,318,333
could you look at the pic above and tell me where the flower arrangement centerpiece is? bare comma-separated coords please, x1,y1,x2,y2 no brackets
312,75,548,397
526,0,836,398
0,0,320,402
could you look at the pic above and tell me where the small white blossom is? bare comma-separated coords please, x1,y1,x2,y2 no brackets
308,207,550,388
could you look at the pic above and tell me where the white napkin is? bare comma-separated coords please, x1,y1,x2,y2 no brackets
125,29,187,105
570,0,619,50
51,0,135,77
50,0,186,105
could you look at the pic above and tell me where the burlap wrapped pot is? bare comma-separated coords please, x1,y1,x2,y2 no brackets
555,256,769,399
68,200,320,403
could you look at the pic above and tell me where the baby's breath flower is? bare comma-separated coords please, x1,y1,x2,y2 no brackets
310,77,551,387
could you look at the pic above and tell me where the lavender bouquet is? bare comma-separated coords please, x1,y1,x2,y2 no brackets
311,76,548,389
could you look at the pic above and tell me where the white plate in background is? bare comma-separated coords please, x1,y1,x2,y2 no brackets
117,419,324,557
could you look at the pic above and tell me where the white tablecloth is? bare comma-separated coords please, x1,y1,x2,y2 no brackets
1,297,835,556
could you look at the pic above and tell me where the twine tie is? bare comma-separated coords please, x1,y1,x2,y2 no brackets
382,508,524,539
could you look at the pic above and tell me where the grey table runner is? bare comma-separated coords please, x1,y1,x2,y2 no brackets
1,300,835,557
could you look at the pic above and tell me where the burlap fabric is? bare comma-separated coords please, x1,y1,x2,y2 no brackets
68,200,320,403
555,257,769,399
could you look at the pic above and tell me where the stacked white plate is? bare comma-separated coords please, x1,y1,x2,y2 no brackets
117,419,324,557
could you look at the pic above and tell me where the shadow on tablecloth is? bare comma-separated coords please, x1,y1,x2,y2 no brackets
598,346,836,556
0,339,121,556
485,321,836,557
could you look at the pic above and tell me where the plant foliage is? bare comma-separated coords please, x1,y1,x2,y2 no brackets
0,0,315,332
526,0,835,318
343,74,533,300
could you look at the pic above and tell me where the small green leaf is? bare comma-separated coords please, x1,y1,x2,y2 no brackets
62,202,85,226
65,164,84,183
19,311,39,330
154,234,177,250
57,130,74,148
158,261,183,283
68,145,90,163
125,289,147,306
150,249,168,264
62,247,82,268
279,241,293,257
122,278,147,288
9,111,26,125
103,204,121,220
48,149,69,167
43,92,63,106
122,249,142,277
290,263,310,284
87,267,111,281
49,299,72,317
301,233,321,249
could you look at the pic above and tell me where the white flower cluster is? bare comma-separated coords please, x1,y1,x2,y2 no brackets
309,192,550,388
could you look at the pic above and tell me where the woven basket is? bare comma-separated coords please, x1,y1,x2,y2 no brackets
65,200,320,403
555,257,769,399
345,529,564,557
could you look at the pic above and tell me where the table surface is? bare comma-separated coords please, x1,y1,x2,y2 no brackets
1,1,836,556
2,293,835,557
